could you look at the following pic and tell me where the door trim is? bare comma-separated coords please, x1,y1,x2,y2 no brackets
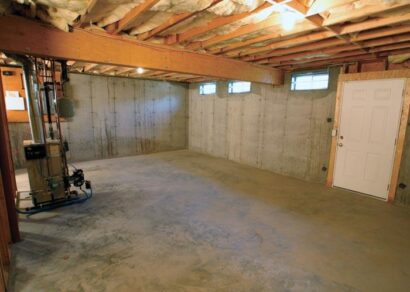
327,69,410,202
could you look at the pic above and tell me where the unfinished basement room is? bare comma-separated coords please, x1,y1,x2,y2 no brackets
1,0,410,291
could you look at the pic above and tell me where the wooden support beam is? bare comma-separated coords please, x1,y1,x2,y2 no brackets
138,0,223,41
166,2,272,45
0,16,283,85
105,0,161,34
0,72,20,243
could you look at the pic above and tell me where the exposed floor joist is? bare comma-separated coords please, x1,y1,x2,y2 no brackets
5,0,410,76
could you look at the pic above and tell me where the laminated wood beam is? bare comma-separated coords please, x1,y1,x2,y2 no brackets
0,16,283,85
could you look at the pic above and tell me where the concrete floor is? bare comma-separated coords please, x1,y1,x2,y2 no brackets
9,150,410,291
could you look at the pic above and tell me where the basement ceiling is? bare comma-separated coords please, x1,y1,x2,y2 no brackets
1,0,410,82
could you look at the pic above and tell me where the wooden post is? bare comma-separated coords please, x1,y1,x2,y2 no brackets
0,170,10,265
0,72,20,242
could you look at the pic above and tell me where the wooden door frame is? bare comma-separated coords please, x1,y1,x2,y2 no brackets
327,70,410,202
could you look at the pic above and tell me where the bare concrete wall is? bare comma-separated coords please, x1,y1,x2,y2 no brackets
189,69,339,183
9,73,188,168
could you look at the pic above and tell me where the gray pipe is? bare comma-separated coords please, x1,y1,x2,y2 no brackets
6,54,45,144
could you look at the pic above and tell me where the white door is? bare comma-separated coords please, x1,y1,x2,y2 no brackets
333,78,405,199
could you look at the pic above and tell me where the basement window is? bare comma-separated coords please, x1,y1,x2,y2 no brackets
228,81,251,94
291,70,329,91
199,82,217,95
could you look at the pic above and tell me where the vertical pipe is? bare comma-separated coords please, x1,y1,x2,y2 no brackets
7,54,45,144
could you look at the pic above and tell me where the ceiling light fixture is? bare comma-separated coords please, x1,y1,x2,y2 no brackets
265,0,303,31
281,10,299,31
136,67,145,74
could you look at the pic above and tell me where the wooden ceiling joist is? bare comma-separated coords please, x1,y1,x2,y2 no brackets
99,65,117,74
187,14,305,50
351,25,410,42
224,13,410,59
0,16,282,85
242,22,410,63
208,24,319,55
166,2,272,45
278,47,410,70
106,0,161,34
262,33,410,65
115,67,135,75
137,0,223,41
322,1,410,26
76,0,99,27
84,63,98,72
271,42,410,67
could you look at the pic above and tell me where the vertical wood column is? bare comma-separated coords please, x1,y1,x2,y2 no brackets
0,72,20,242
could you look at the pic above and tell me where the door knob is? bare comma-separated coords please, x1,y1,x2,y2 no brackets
338,143,343,147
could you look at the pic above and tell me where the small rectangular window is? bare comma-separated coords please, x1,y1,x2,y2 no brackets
199,82,216,95
291,70,329,91
228,81,251,94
